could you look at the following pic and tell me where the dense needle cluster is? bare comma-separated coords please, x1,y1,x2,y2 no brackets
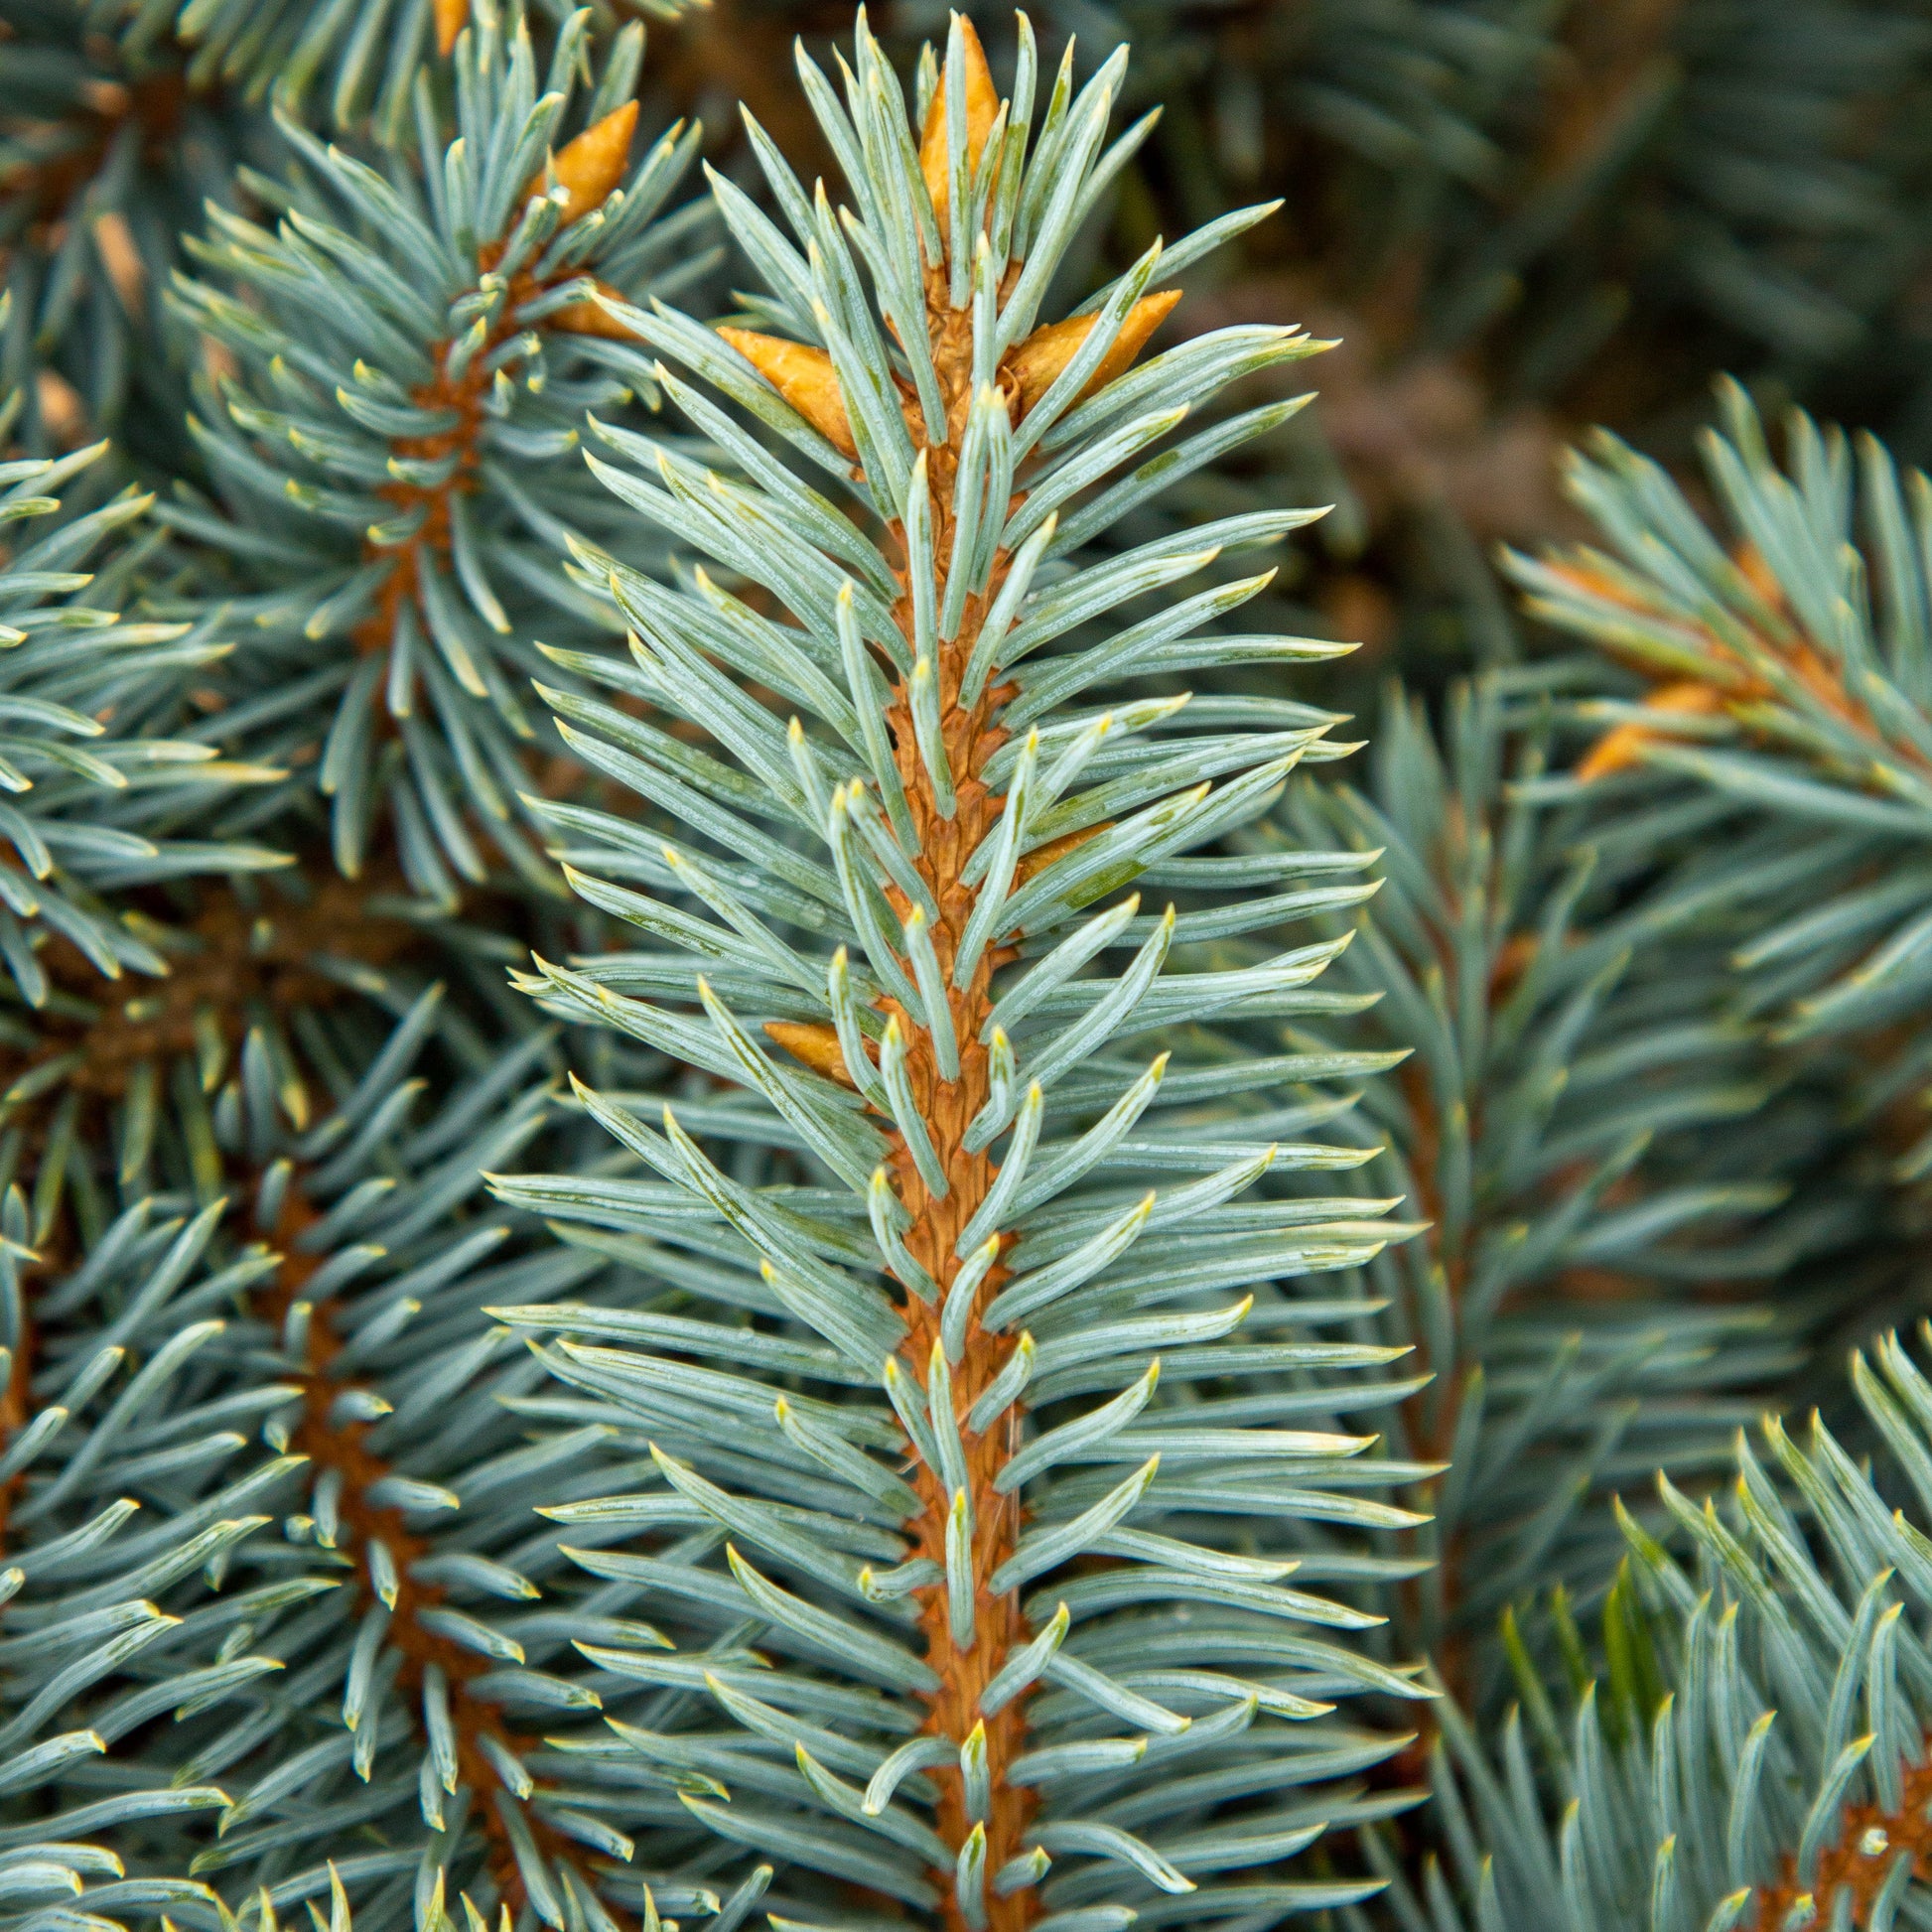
498,15,1432,1925
14,3,1932,1932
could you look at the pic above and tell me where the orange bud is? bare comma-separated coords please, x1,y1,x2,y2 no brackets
1576,681,1725,780
544,101,638,226
718,327,856,458
764,1022,857,1087
918,17,1001,237
35,368,86,448
1734,542,1784,610
90,210,143,310
433,0,468,58
1007,290,1181,414
549,281,643,340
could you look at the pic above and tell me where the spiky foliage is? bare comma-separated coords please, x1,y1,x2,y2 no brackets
1285,675,1836,1707
1398,1327,1932,1932
163,0,709,899
0,391,650,1920
18,0,1932,1924
0,895,556,1925
480,13,1450,1926
0,896,700,1932
0,1188,289,1932
163,990,631,1929
0,360,284,1015
1508,387,1932,1185
130,0,694,145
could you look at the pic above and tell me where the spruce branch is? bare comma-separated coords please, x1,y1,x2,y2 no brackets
1406,1327,1932,1932
0,905,650,1926
0,1186,298,1932
164,4,708,902
1290,675,1809,1711
21,0,1927,1923
1510,386,1932,1177
0,811,636,1928
180,1012,626,1927
0,355,286,1016
503,12,1429,1927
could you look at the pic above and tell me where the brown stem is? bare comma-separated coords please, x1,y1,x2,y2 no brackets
0,868,417,1137
257,1188,606,1920
879,642,1035,1926
1751,1761,1932,1928
0,872,411,1593
348,233,626,682
1566,543,1932,785
864,279,1036,1931
260,105,644,737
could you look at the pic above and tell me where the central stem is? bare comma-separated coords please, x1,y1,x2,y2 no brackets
259,1187,592,1918
877,312,1036,1928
